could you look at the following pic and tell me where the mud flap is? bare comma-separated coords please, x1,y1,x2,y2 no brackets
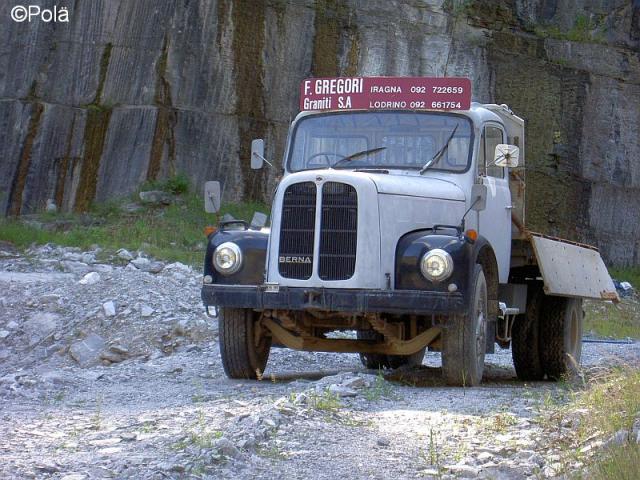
529,233,619,302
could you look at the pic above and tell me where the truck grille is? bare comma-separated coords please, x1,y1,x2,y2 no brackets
278,181,358,281
319,182,358,280
278,182,316,279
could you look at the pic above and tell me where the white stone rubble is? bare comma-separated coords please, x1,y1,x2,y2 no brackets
0,243,638,479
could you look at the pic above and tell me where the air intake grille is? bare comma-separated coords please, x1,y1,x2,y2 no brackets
278,182,316,279
319,182,358,280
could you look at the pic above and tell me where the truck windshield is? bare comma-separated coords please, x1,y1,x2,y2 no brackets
287,111,473,173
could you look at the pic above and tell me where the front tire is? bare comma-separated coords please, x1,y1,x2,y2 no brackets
219,307,271,379
442,265,488,386
511,284,545,381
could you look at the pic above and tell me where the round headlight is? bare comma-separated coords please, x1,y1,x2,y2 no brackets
420,249,453,282
213,242,242,275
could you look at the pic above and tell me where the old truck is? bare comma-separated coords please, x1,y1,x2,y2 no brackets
201,77,618,386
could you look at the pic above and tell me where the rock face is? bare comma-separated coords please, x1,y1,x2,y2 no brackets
0,0,639,264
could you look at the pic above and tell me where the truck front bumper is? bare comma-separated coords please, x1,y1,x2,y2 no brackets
201,284,465,315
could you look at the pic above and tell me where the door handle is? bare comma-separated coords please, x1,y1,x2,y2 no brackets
505,206,513,210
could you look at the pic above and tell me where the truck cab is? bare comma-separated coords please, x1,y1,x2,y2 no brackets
202,78,616,386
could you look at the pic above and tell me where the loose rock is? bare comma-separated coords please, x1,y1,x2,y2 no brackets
79,272,101,285
139,190,173,205
102,301,117,317
116,249,134,261
215,437,241,458
69,333,106,367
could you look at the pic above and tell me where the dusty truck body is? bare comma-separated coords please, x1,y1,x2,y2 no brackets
201,77,617,386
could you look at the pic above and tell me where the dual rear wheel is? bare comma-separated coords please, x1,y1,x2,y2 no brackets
511,285,583,381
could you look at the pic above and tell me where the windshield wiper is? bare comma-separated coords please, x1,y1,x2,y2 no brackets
420,125,458,174
331,146,387,169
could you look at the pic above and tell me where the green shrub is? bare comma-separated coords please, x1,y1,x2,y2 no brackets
140,173,190,196
163,173,190,195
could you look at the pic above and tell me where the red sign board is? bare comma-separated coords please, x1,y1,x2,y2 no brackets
300,77,471,112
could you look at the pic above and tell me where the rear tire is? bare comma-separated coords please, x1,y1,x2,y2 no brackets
357,330,425,369
442,265,487,386
540,297,583,379
219,307,271,379
511,285,545,381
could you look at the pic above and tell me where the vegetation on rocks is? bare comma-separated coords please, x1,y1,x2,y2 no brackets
584,268,640,340
584,296,640,340
530,14,607,44
540,366,640,480
0,176,268,267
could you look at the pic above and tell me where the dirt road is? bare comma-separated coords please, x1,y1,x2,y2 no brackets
1,244,638,479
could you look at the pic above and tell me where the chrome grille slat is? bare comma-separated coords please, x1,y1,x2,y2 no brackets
319,182,358,280
278,182,316,279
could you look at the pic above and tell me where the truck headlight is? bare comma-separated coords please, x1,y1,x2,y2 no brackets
420,249,453,282
213,242,242,275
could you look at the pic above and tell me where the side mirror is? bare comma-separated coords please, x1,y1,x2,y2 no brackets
494,144,519,168
251,139,265,170
204,181,221,213
470,183,487,211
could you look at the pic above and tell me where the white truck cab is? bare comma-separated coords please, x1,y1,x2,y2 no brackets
202,78,617,386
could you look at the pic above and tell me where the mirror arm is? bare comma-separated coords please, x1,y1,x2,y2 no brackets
253,152,274,168
459,195,481,232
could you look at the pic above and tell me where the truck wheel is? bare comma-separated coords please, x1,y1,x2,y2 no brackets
357,330,425,369
218,308,271,379
540,297,583,380
511,286,544,381
442,265,487,386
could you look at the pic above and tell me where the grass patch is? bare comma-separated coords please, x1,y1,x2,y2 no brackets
0,191,268,267
583,444,640,480
305,389,342,412
487,412,518,433
584,299,640,340
610,267,640,290
584,266,639,340
572,367,639,439
140,173,190,195
173,409,223,451
541,367,640,478
363,372,396,401
256,443,288,460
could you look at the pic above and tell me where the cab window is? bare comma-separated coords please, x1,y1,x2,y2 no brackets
485,126,504,178
478,125,505,178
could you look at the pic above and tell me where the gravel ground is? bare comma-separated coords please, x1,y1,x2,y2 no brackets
0,243,638,480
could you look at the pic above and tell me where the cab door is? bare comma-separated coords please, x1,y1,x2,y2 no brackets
477,124,511,283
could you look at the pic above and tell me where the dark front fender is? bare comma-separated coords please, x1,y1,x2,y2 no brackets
395,230,497,312
204,229,269,285
395,231,475,297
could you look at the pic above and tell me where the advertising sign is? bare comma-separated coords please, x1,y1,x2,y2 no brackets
300,77,472,112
